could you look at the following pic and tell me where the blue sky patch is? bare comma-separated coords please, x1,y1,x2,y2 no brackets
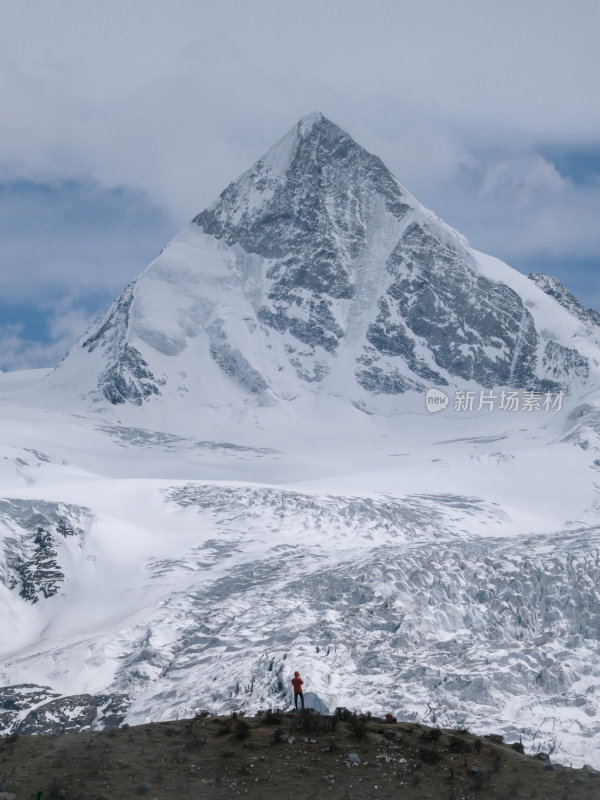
539,143,600,186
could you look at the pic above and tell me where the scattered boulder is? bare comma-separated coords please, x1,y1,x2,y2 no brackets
583,764,600,776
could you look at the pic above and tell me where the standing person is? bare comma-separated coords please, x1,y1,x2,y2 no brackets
291,670,304,709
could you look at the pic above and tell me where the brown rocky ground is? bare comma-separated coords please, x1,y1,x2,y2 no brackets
0,709,598,799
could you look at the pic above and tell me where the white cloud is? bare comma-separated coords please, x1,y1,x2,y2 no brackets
47,306,97,345
434,161,600,263
0,181,173,305
0,0,599,368
0,307,94,371
1,0,599,223
481,156,569,207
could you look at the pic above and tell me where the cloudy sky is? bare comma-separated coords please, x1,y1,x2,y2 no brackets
1,0,599,370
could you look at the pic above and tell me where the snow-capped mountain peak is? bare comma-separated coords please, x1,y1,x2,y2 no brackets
48,116,600,414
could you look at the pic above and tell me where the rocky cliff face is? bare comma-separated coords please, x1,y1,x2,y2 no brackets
0,500,91,604
78,282,165,405
50,113,599,408
529,272,600,327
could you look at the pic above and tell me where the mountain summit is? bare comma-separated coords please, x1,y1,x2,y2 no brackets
50,114,599,408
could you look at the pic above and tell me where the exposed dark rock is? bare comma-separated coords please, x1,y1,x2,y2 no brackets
529,272,600,328
99,343,164,406
81,281,164,405
0,684,60,713
96,693,130,729
16,693,129,735
356,364,422,394
0,501,92,604
208,319,269,394
542,340,589,383
194,115,409,359
18,696,98,735
368,222,539,388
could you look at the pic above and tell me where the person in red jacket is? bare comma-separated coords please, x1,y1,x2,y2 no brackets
291,670,304,709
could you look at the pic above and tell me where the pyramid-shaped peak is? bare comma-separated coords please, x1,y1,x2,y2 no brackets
297,111,333,134
194,111,409,241
52,108,600,412
293,112,361,150
291,112,360,151
255,112,354,179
